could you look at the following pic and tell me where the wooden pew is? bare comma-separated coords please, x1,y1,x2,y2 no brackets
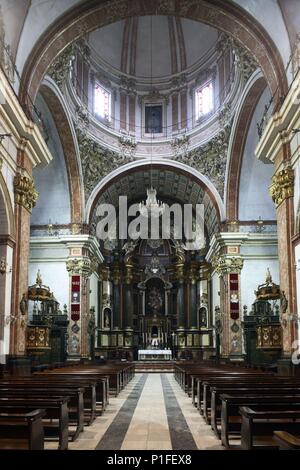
0,397,69,450
0,385,84,441
0,409,45,450
274,431,300,450
240,406,300,450
209,385,300,433
220,394,300,448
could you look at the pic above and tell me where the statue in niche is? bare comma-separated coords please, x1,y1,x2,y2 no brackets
104,308,111,329
147,286,163,315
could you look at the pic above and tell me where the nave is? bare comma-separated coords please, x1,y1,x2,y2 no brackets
46,373,222,451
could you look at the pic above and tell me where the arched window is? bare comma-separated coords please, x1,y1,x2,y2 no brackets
195,81,214,120
94,82,111,121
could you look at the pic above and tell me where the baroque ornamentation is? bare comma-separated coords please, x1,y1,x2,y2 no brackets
216,33,258,83
14,174,39,213
47,45,75,88
212,254,244,276
119,75,137,95
76,129,134,200
66,256,97,278
118,134,137,159
269,166,294,207
174,124,232,197
171,134,189,158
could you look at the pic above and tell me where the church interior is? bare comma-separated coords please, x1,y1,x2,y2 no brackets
0,0,300,452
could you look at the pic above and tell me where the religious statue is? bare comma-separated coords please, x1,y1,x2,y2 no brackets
19,293,28,316
147,286,163,315
104,311,110,328
36,269,43,286
280,290,288,313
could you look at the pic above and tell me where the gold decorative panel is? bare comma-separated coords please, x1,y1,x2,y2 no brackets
256,325,282,349
26,326,50,350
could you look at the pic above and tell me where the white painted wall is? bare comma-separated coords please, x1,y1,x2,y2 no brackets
28,261,69,319
15,0,82,86
295,244,300,319
233,0,291,79
31,94,71,225
241,258,280,310
0,245,12,359
238,87,276,220
89,273,99,327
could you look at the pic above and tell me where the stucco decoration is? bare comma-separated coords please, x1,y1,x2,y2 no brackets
216,33,259,83
76,129,135,200
175,122,232,198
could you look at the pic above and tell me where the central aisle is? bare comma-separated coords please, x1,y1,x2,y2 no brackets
64,373,223,451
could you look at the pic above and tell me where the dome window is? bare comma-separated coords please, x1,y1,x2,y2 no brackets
195,81,214,120
94,82,111,121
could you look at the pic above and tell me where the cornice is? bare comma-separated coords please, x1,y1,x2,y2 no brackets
255,71,300,163
206,231,278,261
30,235,104,263
0,68,52,168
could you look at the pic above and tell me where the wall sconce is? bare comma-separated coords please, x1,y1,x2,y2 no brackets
0,257,11,275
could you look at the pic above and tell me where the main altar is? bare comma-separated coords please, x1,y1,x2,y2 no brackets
138,349,172,360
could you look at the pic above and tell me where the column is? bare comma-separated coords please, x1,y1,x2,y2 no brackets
124,262,134,329
212,254,244,358
188,262,198,328
112,263,121,329
176,264,185,328
10,151,38,356
270,161,296,357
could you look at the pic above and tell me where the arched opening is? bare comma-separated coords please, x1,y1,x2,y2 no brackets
0,175,15,358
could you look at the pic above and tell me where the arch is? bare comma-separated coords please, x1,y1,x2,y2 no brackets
19,0,287,110
39,77,84,223
226,72,268,220
0,172,15,240
85,158,226,226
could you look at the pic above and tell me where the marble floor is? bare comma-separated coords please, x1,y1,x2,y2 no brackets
45,373,223,450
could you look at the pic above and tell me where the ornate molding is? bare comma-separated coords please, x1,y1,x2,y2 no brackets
174,123,232,197
14,174,39,213
216,33,258,83
118,134,137,159
66,255,98,278
170,134,189,158
47,44,75,89
76,129,134,200
269,166,294,207
212,254,244,276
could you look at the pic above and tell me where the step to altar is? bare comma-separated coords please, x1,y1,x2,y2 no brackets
133,360,175,373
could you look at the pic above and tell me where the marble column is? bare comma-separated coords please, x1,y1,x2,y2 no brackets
212,253,244,358
124,262,134,329
10,150,38,355
188,263,198,328
176,262,185,328
270,159,296,355
112,264,121,329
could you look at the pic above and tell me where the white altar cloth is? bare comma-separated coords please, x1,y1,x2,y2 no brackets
138,349,172,360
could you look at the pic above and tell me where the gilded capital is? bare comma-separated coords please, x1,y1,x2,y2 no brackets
212,254,244,276
66,257,92,278
269,166,294,207
14,174,39,213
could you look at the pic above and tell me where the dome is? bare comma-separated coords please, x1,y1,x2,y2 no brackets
88,16,219,82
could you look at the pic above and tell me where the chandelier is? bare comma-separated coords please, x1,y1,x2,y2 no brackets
139,18,165,220
139,187,165,218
